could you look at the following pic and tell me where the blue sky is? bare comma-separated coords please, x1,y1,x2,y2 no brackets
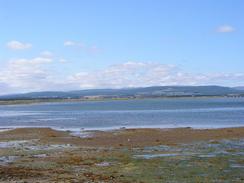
0,0,244,94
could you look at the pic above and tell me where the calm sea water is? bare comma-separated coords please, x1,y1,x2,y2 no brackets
0,97,244,130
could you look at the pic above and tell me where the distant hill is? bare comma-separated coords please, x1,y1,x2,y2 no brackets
0,86,243,100
234,86,244,91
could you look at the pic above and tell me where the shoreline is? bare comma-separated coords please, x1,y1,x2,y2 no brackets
1,95,243,106
1,124,244,133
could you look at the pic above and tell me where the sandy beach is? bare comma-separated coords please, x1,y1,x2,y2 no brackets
0,127,243,182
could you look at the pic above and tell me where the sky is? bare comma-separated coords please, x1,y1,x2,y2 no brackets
0,0,244,94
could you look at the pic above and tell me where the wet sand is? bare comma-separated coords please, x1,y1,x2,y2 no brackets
0,127,244,182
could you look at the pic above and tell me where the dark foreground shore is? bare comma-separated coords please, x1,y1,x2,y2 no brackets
0,127,244,182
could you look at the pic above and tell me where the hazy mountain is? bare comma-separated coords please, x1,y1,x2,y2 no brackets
0,86,243,100
233,86,244,91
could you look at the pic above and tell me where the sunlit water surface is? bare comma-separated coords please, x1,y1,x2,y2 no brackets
0,97,244,130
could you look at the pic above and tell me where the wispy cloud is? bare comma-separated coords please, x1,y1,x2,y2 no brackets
6,40,32,50
216,25,235,33
64,40,76,46
64,40,101,54
59,58,68,63
9,57,53,65
64,40,84,47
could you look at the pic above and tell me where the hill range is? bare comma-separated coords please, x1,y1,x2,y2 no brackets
0,86,244,100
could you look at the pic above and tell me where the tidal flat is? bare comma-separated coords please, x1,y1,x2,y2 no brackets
0,127,243,183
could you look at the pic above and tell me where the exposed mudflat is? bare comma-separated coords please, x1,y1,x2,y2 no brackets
0,127,243,182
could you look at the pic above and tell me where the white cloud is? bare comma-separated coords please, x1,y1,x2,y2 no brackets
64,40,84,47
216,25,235,33
64,40,100,54
64,40,76,46
40,51,53,58
0,56,54,93
68,62,244,89
0,61,243,95
9,57,53,65
6,40,32,50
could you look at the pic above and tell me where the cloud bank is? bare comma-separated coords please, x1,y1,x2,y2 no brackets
0,56,53,93
0,61,243,95
68,62,244,89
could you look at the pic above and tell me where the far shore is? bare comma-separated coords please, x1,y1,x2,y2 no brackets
0,95,242,105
